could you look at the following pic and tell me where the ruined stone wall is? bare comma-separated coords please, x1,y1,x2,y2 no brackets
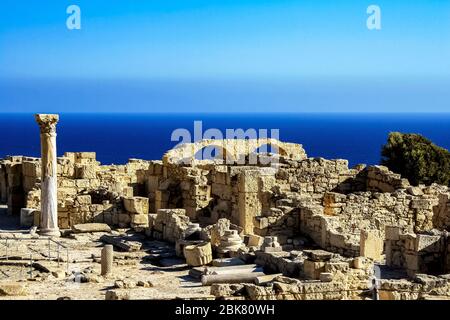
385,227,450,277
211,256,374,300
379,275,450,300
1,139,449,259
296,186,449,258
0,156,26,215
150,209,190,243
363,165,411,193
323,190,438,235
0,153,156,229
298,205,361,257
274,158,360,200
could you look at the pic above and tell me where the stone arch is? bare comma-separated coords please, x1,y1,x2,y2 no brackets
194,144,233,162
163,139,306,165
250,139,288,157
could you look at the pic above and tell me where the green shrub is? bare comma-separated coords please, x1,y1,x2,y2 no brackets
381,132,450,186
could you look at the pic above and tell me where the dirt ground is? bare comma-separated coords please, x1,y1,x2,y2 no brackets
0,206,211,300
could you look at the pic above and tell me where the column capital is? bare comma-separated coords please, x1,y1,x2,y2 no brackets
35,114,59,134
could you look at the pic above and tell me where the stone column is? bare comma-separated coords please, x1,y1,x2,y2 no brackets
35,114,60,237
101,245,114,276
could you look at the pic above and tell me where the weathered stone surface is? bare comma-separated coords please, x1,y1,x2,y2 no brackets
319,272,333,282
212,258,246,267
73,223,112,233
105,290,130,300
0,283,28,296
360,229,383,261
123,197,149,215
184,242,213,267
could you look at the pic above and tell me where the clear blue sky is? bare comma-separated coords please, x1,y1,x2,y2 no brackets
0,0,449,112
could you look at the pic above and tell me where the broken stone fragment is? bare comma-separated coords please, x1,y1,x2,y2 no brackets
304,249,333,262
114,279,137,289
105,290,130,300
210,283,245,297
123,196,149,215
0,283,28,296
261,236,282,253
184,242,213,267
217,230,244,254
319,272,333,282
247,234,264,248
137,280,154,288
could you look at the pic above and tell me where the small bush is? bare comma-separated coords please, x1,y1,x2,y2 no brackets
381,132,450,186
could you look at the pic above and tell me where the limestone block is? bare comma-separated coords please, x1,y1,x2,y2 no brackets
360,229,383,261
210,218,231,247
248,234,264,248
308,250,333,262
329,232,346,249
131,214,149,226
304,260,326,280
405,253,419,272
402,234,417,251
63,152,76,163
218,230,244,253
121,186,133,198
20,208,36,227
238,170,260,193
385,226,400,241
211,183,232,199
254,217,269,230
155,190,169,202
104,212,113,225
22,160,41,177
73,223,112,233
352,257,366,269
59,217,70,229
415,234,442,252
75,195,92,206
58,210,69,219
57,159,75,177
105,290,129,300
411,199,433,210
325,262,349,273
184,242,213,267
407,186,424,196
238,192,261,234
123,197,149,215
0,283,28,296
75,164,97,179
214,172,227,185
33,210,41,227
319,272,333,282
77,152,96,160
147,175,160,192
118,213,131,224
261,236,282,253
148,213,157,229
75,179,90,188
59,179,76,188
194,185,211,197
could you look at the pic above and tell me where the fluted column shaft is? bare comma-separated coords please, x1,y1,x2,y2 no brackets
35,114,60,237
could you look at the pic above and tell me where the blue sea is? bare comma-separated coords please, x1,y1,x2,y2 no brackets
0,113,449,167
